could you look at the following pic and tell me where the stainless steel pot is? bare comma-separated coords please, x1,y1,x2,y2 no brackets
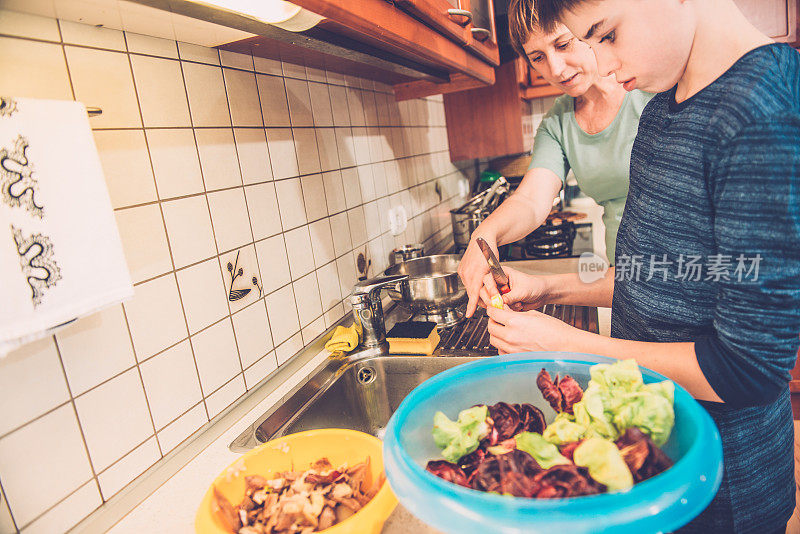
390,243,424,264
384,254,467,327
451,208,489,252
450,178,509,252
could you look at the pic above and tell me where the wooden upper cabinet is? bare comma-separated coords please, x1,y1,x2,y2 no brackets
396,0,499,66
394,0,473,46
734,0,798,43
463,0,500,66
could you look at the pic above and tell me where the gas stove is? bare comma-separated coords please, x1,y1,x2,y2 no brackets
453,212,593,261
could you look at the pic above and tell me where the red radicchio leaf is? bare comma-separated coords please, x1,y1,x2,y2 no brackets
537,369,563,412
531,464,606,498
458,448,486,478
472,449,543,494
514,403,547,434
557,375,583,414
537,369,585,414
426,460,470,487
487,402,521,441
615,428,673,482
558,440,583,462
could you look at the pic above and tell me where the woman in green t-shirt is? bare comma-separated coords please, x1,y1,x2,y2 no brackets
458,0,652,318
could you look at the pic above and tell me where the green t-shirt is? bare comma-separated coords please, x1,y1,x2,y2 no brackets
528,89,654,262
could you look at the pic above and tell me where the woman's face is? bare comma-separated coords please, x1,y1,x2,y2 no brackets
523,23,600,97
559,0,696,93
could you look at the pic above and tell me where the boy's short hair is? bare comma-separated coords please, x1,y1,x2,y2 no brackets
534,0,588,33
508,0,540,65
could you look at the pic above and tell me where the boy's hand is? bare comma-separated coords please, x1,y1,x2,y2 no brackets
478,266,551,311
486,305,578,354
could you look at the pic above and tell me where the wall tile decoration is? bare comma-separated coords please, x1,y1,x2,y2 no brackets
0,8,473,531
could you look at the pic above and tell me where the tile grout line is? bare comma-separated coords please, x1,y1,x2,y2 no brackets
50,19,109,513
237,53,281,377
275,57,307,352
172,49,224,425
51,336,105,503
0,473,19,534
218,60,257,391
122,30,187,459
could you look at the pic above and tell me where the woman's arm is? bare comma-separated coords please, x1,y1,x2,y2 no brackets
459,167,562,317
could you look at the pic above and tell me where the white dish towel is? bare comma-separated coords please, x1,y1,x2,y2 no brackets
0,96,133,357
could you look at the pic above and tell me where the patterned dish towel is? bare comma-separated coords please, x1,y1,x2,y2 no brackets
0,97,133,357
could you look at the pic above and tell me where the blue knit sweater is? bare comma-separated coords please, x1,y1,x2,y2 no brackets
613,44,800,532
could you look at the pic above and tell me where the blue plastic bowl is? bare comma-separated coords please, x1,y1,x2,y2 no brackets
383,352,723,534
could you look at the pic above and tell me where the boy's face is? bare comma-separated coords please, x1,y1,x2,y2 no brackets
523,23,600,97
559,0,696,92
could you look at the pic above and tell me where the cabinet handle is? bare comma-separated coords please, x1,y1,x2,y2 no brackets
471,27,492,41
447,8,473,26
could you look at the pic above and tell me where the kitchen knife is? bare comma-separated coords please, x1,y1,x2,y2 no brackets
476,237,510,294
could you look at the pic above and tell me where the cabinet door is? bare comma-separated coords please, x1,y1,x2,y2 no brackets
395,0,472,45
734,0,798,42
463,0,500,66
291,0,495,83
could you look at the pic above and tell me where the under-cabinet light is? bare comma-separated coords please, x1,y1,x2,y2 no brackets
187,0,323,31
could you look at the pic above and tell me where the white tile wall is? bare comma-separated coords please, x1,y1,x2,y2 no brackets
0,9,472,532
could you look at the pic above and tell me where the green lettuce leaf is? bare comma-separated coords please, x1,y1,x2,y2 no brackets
432,405,490,462
573,437,634,491
541,359,676,448
542,412,586,445
515,431,570,469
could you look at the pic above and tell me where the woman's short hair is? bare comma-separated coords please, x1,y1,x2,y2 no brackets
508,0,540,65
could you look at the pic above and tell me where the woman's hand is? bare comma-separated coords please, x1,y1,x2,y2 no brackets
486,305,582,354
478,266,552,311
458,236,498,318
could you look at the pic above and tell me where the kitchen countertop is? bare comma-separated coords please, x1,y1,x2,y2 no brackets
101,254,609,533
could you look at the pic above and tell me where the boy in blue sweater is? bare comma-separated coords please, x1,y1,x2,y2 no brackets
481,0,800,531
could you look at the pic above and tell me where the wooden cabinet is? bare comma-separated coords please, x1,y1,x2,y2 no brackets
217,0,502,101
395,0,499,66
441,57,562,162
515,57,563,100
443,60,533,161
734,0,798,43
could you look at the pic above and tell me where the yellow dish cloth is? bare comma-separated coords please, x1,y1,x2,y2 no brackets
325,324,359,353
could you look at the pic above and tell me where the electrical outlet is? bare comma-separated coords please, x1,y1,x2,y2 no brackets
388,205,407,236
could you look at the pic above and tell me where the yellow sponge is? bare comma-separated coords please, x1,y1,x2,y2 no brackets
490,295,505,309
386,321,440,355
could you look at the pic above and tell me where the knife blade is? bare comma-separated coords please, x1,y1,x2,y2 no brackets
476,237,510,294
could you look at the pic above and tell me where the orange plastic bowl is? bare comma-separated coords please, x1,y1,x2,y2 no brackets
195,429,397,534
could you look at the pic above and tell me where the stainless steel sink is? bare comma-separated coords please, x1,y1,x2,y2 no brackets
229,355,476,452
229,303,596,453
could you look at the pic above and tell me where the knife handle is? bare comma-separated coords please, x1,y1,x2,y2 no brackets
499,285,511,295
